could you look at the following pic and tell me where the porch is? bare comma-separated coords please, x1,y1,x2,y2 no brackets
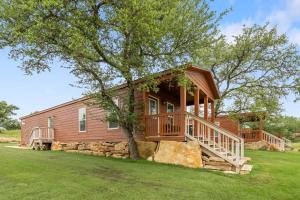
143,79,216,141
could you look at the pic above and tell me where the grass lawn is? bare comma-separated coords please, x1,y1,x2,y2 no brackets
0,129,21,139
0,143,299,200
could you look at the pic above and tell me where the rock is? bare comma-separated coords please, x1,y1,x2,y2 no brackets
89,142,101,152
153,141,202,168
147,156,154,161
63,142,79,151
51,142,63,151
240,164,253,175
269,144,280,151
137,141,158,159
245,141,268,150
78,143,90,151
102,142,114,147
114,142,128,151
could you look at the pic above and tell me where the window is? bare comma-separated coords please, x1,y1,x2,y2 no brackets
108,98,119,129
149,97,158,115
48,117,53,129
79,108,86,132
167,102,174,113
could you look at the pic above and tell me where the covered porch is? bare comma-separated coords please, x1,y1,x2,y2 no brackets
143,69,217,142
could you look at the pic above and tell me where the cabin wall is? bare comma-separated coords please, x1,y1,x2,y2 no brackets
21,88,145,145
215,116,240,136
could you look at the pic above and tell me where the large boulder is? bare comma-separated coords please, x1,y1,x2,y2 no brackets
51,141,63,151
153,141,202,168
137,141,158,159
245,141,268,150
63,142,79,151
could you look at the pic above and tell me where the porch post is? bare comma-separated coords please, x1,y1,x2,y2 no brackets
259,118,264,140
211,100,215,123
194,88,200,137
143,91,149,137
204,95,208,120
180,86,186,136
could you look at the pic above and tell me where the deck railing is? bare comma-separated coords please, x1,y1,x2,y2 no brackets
144,112,184,136
29,127,54,147
282,137,292,148
240,129,261,142
185,112,244,167
262,131,285,151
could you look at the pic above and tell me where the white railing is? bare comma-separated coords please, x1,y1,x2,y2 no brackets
185,112,244,167
262,131,285,151
29,127,54,147
282,137,292,148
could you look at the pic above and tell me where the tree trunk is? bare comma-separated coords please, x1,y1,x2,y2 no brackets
124,81,140,160
124,127,139,160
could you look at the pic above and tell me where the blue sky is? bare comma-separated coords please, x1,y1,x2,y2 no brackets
0,0,299,119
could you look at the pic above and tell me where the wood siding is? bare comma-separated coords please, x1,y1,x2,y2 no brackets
215,116,240,136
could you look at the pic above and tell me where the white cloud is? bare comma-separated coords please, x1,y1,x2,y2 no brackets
221,0,300,45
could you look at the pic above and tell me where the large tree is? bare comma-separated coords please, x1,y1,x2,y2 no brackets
0,0,224,159
201,24,300,116
0,101,19,126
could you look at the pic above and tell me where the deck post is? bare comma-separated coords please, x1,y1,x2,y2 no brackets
259,118,264,140
204,95,208,120
211,100,215,123
194,88,200,137
180,86,186,136
143,91,149,137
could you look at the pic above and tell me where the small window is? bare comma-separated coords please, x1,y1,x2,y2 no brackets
167,102,174,113
108,98,119,129
48,117,53,129
79,108,86,132
149,97,158,115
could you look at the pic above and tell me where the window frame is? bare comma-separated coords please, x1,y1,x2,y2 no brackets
166,102,175,113
148,96,159,115
107,97,120,130
79,107,87,133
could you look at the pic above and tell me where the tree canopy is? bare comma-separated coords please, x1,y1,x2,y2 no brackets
202,24,300,116
0,0,224,158
0,101,19,128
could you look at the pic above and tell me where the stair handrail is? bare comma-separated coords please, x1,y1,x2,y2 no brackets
282,137,292,148
28,127,54,147
261,131,285,151
185,112,244,167
185,112,242,141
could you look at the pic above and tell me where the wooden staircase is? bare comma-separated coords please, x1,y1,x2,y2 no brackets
29,127,54,150
185,113,249,173
261,131,285,151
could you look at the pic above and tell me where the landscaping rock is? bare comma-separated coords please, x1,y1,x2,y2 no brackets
153,141,202,168
51,142,63,151
63,142,79,151
137,141,158,159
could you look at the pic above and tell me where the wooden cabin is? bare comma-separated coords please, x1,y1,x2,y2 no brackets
216,113,286,151
21,66,247,169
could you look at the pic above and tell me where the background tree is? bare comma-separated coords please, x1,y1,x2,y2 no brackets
200,24,300,116
264,115,300,139
0,101,19,129
0,0,224,159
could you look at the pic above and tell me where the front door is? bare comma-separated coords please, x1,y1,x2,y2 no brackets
148,97,159,135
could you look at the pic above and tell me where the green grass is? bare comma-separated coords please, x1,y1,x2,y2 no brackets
0,144,299,200
0,129,20,139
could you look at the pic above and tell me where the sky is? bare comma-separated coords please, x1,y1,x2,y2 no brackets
0,0,299,119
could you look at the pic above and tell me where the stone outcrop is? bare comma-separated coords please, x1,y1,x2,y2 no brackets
51,141,129,159
153,141,202,168
245,141,268,150
136,141,158,159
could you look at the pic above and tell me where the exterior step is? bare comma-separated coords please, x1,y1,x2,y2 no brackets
240,164,253,175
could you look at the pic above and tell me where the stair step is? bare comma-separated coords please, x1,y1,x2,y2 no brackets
240,164,253,175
